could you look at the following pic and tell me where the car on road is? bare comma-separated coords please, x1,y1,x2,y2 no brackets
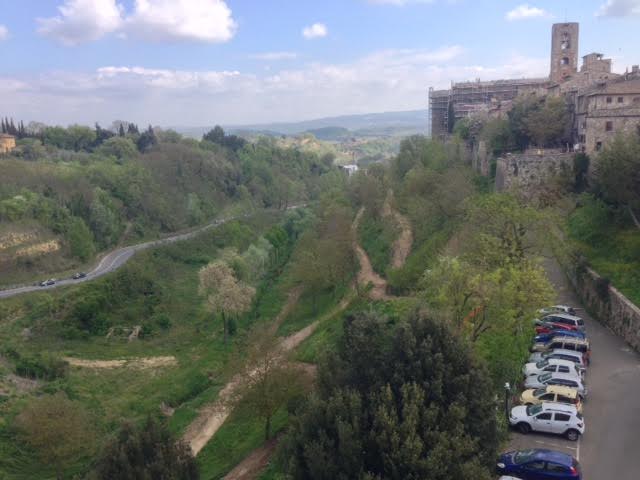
497,449,582,479
534,320,578,335
531,337,591,364
539,313,585,332
523,359,584,379
509,403,584,441
534,330,587,344
524,372,587,398
539,305,578,316
520,385,583,413
72,272,87,279
39,279,56,287
528,349,587,371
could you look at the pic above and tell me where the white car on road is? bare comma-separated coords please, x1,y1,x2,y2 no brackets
523,358,584,379
510,402,585,441
524,372,587,398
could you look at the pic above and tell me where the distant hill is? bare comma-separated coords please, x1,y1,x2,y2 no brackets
173,109,429,139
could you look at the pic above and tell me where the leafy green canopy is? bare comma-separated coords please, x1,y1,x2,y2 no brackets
282,311,499,480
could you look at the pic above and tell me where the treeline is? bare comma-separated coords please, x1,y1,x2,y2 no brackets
0,124,337,269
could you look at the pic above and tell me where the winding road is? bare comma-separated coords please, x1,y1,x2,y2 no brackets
0,209,293,300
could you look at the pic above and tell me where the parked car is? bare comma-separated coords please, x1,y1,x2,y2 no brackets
72,272,87,280
524,372,587,398
540,313,585,332
529,349,587,371
523,359,584,379
520,385,583,413
539,305,578,316
531,337,591,364
39,279,56,287
535,321,578,335
497,449,582,479
510,403,584,440
534,330,587,344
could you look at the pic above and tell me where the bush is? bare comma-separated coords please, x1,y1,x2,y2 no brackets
14,353,69,380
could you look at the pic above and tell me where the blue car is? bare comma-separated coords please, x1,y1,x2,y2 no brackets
497,449,581,479
535,330,587,344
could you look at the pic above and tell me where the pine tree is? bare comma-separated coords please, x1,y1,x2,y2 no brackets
118,124,125,137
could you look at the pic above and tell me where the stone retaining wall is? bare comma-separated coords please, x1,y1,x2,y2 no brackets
495,150,574,194
566,263,640,352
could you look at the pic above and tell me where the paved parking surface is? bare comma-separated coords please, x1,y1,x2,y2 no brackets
507,257,640,479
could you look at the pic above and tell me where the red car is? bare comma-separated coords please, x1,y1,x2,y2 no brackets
534,321,578,335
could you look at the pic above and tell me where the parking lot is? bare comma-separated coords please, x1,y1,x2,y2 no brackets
506,258,640,480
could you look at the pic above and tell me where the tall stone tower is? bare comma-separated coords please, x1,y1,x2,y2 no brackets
550,23,579,84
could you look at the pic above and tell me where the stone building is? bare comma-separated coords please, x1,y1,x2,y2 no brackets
0,134,16,154
429,22,640,156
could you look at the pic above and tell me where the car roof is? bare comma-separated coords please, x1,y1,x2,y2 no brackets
546,372,583,382
549,336,589,345
544,312,582,321
539,401,578,413
530,449,575,466
543,385,579,397
547,348,584,358
536,358,578,367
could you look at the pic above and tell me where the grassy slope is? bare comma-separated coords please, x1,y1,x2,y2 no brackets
0,213,287,479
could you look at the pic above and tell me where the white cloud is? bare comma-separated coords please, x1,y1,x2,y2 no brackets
597,0,640,16
249,52,299,61
0,46,552,126
126,0,236,43
37,0,124,46
38,0,236,45
506,4,550,21
0,25,9,41
302,23,328,39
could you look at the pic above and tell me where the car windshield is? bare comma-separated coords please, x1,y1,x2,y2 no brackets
526,404,543,416
539,373,552,382
577,412,583,420
533,387,546,396
513,449,538,465
535,359,549,368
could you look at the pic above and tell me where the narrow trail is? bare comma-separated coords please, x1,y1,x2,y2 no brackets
223,437,280,480
63,355,177,369
352,208,390,300
181,290,352,456
382,191,413,269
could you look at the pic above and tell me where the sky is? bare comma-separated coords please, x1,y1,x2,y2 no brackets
0,0,639,127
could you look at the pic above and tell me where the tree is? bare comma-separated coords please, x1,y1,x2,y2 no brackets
93,417,198,480
15,392,95,480
136,125,157,152
282,311,498,480
66,216,95,261
203,125,225,144
97,136,138,161
594,133,640,228
198,260,255,343
233,325,305,440
523,96,569,148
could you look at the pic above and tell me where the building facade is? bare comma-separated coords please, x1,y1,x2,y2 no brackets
0,134,16,154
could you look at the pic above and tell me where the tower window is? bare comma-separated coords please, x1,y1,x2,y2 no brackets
617,97,624,103
561,57,570,66
606,96,612,104
596,141,603,151
606,121,613,132
561,40,570,50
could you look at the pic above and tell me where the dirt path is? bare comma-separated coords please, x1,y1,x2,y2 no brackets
223,437,280,480
381,190,413,269
352,208,389,300
63,355,177,369
182,291,353,456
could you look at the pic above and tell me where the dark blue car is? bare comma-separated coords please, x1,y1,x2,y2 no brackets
535,330,587,344
497,449,581,479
